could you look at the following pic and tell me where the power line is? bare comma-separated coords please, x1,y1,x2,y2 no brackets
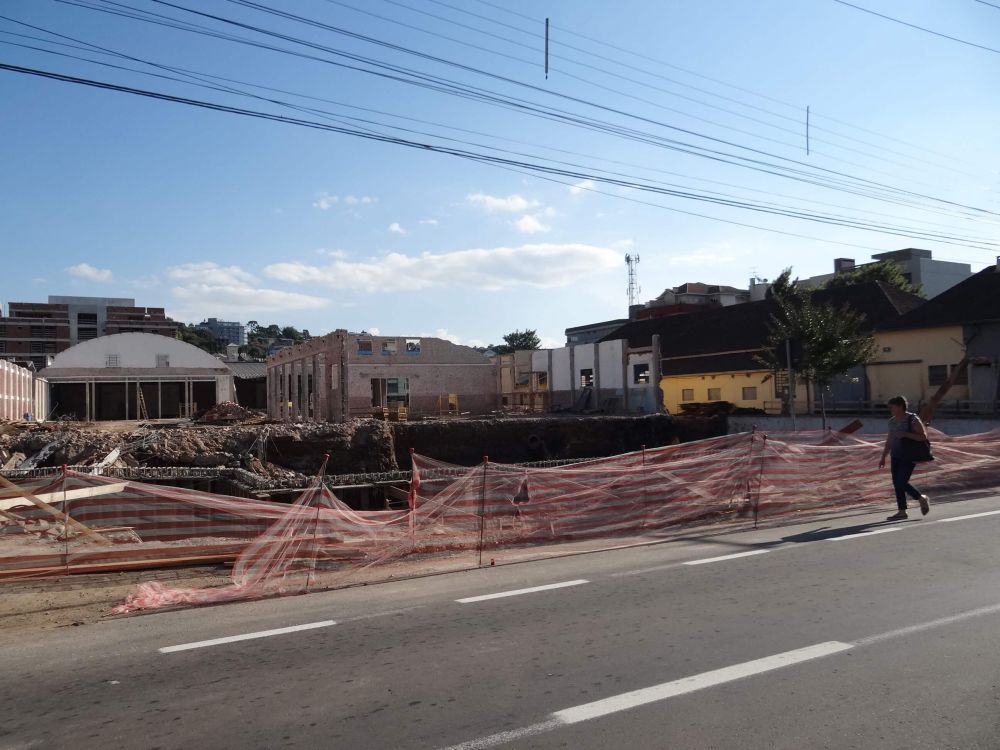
172,0,998,215
974,0,1000,10
831,0,1000,55
23,1,1000,220
469,0,985,168
7,27,995,244
2,61,997,255
409,0,979,180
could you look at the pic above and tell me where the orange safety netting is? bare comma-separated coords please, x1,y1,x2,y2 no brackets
1,428,997,613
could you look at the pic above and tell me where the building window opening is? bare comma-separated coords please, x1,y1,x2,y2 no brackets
927,365,948,386
707,387,722,400
742,386,758,400
633,363,650,384
106,354,120,368
681,388,694,402
381,339,397,355
405,338,421,355
580,368,594,388
358,339,373,355
156,354,170,368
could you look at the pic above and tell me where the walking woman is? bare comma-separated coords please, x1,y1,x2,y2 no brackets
878,395,931,521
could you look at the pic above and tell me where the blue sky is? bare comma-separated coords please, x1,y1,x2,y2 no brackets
2,0,998,348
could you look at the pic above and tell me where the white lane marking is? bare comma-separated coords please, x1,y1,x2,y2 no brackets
683,549,769,566
553,641,852,724
441,599,1000,749
438,719,564,750
939,510,1000,523
827,527,903,541
159,620,335,653
456,579,589,604
855,602,1000,646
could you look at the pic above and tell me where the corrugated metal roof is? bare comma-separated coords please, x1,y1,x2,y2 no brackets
223,361,267,379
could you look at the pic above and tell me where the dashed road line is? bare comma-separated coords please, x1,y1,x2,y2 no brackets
159,620,336,653
826,527,903,541
456,579,589,604
939,509,1000,523
682,549,770,566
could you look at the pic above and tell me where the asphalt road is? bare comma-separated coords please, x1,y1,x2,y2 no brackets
3,490,1000,750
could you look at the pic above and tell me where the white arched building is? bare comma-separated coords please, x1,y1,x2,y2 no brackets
43,333,234,420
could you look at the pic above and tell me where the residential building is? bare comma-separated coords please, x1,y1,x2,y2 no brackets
198,317,248,346
0,359,48,421
869,264,1000,411
267,330,498,422
803,248,971,299
602,281,923,415
565,278,767,343
0,295,178,371
43,333,235,421
565,319,629,345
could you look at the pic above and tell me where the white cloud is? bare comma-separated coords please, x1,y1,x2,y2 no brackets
32,277,47,284
313,192,339,210
368,327,381,336
316,248,349,258
170,282,328,319
265,243,622,293
668,243,741,266
66,263,113,282
539,336,562,349
466,192,540,213
568,179,594,195
344,195,376,206
511,215,550,234
167,261,256,285
419,218,439,225
388,222,407,235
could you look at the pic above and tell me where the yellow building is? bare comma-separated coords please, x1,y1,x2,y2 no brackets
659,352,809,414
867,327,969,405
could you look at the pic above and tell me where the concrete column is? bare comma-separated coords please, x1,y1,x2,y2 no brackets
651,334,664,413
568,344,576,408
290,359,300,421
310,354,319,421
592,342,601,407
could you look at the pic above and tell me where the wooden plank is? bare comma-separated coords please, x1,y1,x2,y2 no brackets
0,474,112,546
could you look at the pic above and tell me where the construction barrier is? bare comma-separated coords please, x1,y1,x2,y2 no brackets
0,428,997,612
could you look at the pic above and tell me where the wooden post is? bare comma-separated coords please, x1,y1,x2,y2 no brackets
0,473,111,545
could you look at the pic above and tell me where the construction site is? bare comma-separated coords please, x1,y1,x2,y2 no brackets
2,399,999,632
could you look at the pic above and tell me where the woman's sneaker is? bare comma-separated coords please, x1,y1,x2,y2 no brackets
919,495,930,515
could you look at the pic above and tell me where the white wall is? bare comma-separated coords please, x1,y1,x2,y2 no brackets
551,347,573,391
49,333,226,369
598,340,625,390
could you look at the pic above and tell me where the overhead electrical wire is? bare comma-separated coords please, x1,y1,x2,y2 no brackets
470,0,988,167
831,0,1000,55
31,0,1000,228
396,0,977,180
2,60,997,256
5,26,997,247
137,0,998,218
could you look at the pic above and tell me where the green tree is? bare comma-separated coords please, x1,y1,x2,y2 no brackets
175,322,226,354
245,320,259,337
493,329,541,355
823,259,923,296
757,268,877,428
280,325,303,341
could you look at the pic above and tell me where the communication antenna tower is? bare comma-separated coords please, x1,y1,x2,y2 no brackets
625,253,641,307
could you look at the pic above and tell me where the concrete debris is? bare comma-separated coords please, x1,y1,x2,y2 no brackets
196,401,263,424
0,414,711,489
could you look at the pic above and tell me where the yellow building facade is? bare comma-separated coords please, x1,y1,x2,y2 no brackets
868,326,969,404
660,369,809,414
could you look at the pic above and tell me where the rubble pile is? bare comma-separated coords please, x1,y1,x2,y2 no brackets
0,419,396,479
195,401,263,424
